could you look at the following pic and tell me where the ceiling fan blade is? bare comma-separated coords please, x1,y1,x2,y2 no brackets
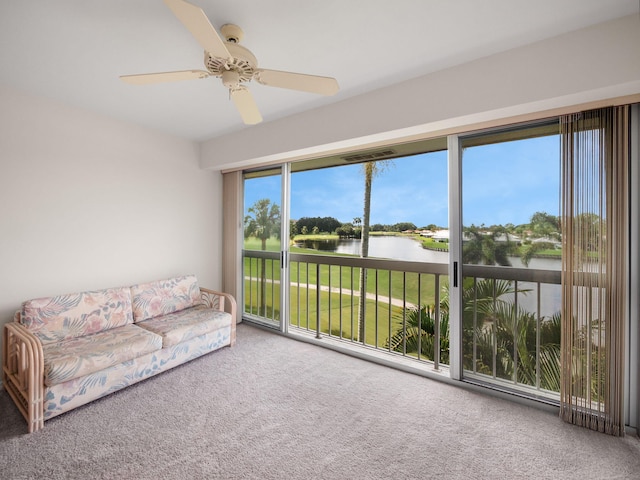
255,69,339,96
230,87,262,125
120,70,210,85
163,0,232,61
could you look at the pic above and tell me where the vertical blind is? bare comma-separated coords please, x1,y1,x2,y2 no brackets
559,106,629,436
222,171,243,305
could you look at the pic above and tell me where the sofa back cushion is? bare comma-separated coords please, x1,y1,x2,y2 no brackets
20,287,134,345
130,275,201,322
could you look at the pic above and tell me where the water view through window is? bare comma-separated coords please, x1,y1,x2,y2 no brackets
461,125,561,395
243,123,563,397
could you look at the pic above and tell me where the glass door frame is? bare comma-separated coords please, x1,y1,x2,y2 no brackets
451,119,565,399
241,165,287,331
447,134,463,381
279,163,291,334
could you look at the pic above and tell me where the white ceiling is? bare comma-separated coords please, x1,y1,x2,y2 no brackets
1,0,638,141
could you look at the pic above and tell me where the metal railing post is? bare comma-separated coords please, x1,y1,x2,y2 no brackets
316,263,321,339
434,274,441,370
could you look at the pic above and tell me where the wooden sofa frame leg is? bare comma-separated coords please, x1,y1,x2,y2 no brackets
2,316,45,433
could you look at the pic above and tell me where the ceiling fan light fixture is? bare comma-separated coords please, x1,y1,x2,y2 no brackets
221,70,241,88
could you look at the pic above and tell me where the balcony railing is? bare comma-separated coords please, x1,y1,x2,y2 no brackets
243,249,562,398
461,264,561,399
288,253,450,369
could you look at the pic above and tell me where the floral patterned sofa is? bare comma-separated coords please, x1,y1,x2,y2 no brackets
2,275,236,433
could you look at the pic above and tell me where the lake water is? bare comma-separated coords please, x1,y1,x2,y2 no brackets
296,236,446,261
295,235,562,316
295,236,561,270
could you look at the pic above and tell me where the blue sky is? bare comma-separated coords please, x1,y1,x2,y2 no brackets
244,135,560,228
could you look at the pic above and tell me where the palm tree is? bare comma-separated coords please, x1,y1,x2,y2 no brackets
357,160,392,342
463,225,517,266
244,198,281,315
385,279,517,367
244,198,281,250
519,240,556,267
445,277,520,373
462,279,561,391
385,304,450,364
387,277,561,392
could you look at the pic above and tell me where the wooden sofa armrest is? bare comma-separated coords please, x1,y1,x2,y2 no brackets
199,288,237,347
2,315,45,433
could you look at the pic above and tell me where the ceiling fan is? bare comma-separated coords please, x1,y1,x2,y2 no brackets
120,0,339,125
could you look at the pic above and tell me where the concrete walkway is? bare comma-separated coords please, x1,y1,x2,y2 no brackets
247,276,417,310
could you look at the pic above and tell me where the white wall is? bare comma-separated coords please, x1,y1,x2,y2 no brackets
201,14,640,171
0,86,223,361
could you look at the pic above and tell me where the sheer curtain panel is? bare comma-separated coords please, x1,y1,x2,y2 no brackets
559,106,629,436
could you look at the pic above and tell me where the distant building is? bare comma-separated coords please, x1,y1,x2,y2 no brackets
432,230,449,242
532,236,562,249
494,233,522,245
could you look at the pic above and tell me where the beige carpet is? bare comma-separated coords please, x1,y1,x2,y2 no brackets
1,323,640,479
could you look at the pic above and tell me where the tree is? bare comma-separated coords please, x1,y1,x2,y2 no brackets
289,220,298,239
386,304,450,364
455,277,560,391
392,222,417,232
296,216,341,234
387,278,561,391
244,199,281,314
336,223,355,238
529,211,560,240
462,225,517,266
244,198,281,250
357,160,392,342
572,212,603,253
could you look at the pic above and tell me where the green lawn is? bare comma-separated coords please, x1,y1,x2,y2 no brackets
243,248,443,348
289,286,405,347
243,237,282,252
244,273,407,347
292,233,338,241
243,234,559,348
419,237,449,251
532,248,562,258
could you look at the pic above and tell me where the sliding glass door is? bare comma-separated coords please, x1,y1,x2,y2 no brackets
242,168,284,329
237,106,639,430
241,124,563,397
241,126,561,392
458,122,562,397
287,142,449,362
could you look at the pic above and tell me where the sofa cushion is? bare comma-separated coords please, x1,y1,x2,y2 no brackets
21,287,134,345
42,324,163,387
135,306,232,348
130,275,201,322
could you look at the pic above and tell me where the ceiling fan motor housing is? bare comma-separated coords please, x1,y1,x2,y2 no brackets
204,33,257,84
220,24,244,44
